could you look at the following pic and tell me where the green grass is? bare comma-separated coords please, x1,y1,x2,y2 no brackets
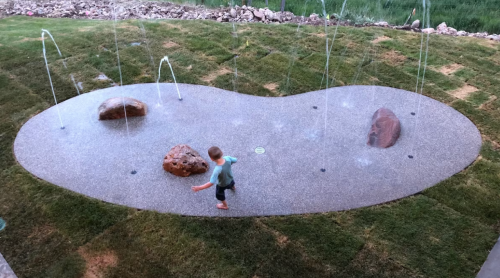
165,0,500,33
0,16,499,277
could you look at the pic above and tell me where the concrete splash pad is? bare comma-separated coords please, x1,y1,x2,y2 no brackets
14,84,481,217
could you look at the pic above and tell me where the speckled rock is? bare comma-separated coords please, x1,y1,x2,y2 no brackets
163,144,209,177
98,97,147,120
367,108,401,148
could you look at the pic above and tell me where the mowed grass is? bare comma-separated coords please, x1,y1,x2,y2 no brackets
0,16,499,277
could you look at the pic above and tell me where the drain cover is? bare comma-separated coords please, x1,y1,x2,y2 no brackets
0,218,5,231
255,147,265,154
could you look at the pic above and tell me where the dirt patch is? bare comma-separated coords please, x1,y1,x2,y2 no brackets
372,36,391,44
236,26,252,33
78,26,96,32
18,37,43,42
312,32,326,38
78,249,118,278
160,22,188,32
27,224,57,243
163,41,179,48
479,38,500,49
482,134,500,149
117,24,140,31
437,63,464,75
479,95,498,110
277,235,289,245
381,50,406,65
201,67,232,83
254,219,289,248
263,83,278,92
449,84,479,99
429,236,441,243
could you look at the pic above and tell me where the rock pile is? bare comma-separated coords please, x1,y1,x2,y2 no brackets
422,22,499,40
0,0,331,25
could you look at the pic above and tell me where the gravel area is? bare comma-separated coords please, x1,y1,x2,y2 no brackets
14,84,481,217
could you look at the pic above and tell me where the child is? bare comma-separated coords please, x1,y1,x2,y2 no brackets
191,146,237,210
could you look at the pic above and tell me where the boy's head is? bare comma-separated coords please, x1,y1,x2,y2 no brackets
208,146,223,161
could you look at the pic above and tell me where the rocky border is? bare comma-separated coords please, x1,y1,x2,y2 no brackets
0,0,499,42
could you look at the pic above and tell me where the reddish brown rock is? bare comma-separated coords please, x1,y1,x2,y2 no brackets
98,97,147,120
163,144,209,177
367,108,401,148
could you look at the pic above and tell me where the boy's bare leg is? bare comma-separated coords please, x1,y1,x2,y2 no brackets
217,201,229,209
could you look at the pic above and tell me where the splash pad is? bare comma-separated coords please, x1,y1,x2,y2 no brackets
14,83,481,217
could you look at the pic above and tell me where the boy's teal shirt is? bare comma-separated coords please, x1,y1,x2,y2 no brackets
210,156,237,187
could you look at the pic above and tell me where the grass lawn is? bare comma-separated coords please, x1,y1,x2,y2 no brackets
0,16,499,277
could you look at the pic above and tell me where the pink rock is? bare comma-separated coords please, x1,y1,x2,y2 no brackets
367,108,401,148
437,22,448,33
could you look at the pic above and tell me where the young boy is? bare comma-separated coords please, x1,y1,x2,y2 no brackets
191,146,237,210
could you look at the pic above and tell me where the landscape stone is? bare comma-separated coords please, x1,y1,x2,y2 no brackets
253,9,264,20
437,22,448,33
367,108,401,148
98,97,147,120
309,13,319,21
163,144,209,177
242,10,253,20
422,28,435,34
486,35,499,40
411,19,420,29
374,21,389,27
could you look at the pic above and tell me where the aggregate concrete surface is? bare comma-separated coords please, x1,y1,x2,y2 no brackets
477,236,500,278
14,84,482,217
0,253,17,278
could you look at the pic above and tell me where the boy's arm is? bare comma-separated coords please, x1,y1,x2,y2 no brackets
228,156,237,164
192,182,213,192
192,168,219,192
